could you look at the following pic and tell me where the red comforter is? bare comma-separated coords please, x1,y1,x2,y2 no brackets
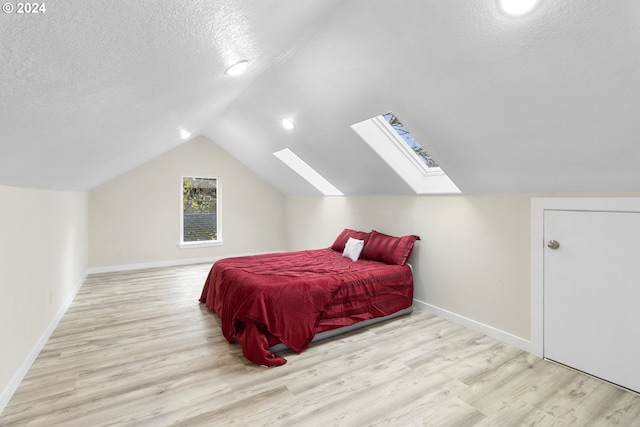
199,248,413,366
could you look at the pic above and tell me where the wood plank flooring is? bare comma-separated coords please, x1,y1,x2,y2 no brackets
2,264,640,426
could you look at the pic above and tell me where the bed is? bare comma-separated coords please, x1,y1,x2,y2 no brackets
199,229,419,366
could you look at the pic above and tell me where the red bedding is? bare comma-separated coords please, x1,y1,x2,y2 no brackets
199,248,413,366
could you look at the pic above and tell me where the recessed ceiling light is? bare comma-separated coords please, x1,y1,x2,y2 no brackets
224,60,249,76
499,0,539,16
179,128,191,140
281,118,295,130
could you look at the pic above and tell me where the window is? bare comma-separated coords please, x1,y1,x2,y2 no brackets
180,177,221,247
382,112,439,170
351,112,460,194
273,148,343,196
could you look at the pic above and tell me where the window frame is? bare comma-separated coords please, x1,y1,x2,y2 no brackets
351,114,460,194
376,114,443,177
179,176,223,249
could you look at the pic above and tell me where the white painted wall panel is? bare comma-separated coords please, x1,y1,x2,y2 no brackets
284,194,532,341
0,186,88,412
88,136,286,269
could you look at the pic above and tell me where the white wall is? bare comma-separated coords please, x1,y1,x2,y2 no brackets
284,194,532,342
89,136,286,270
285,193,640,349
0,185,88,411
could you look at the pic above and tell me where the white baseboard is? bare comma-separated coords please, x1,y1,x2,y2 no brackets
86,251,284,275
413,298,533,354
0,272,87,415
87,257,217,274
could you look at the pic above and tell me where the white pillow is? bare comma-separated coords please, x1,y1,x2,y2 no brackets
342,237,364,261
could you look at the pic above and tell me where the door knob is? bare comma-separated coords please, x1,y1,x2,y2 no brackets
547,240,560,250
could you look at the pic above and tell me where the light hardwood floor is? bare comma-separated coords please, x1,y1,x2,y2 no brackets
2,264,640,426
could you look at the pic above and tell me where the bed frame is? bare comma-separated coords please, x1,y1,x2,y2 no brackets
269,306,414,353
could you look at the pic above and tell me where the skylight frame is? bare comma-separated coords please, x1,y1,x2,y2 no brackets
351,113,460,194
377,114,442,177
273,148,343,196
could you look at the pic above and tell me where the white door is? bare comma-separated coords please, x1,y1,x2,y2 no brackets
544,209,640,392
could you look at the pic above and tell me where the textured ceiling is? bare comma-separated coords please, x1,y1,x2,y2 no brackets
3,0,640,194
0,0,342,190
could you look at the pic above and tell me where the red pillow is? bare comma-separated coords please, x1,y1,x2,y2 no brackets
361,230,420,265
330,228,370,252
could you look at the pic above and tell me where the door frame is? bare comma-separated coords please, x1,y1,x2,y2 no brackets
530,197,640,357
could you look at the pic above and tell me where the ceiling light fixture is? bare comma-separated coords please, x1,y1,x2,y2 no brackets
499,0,539,16
281,118,295,130
224,60,249,76
179,128,191,140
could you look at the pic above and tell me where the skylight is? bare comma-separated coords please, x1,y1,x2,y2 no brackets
351,112,460,194
382,112,439,171
274,148,343,196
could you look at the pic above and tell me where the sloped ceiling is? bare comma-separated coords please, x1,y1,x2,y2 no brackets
2,1,640,194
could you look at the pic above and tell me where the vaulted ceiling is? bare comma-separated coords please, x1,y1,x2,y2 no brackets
2,1,640,194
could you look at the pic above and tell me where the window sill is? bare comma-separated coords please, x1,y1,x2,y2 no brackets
178,240,224,249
